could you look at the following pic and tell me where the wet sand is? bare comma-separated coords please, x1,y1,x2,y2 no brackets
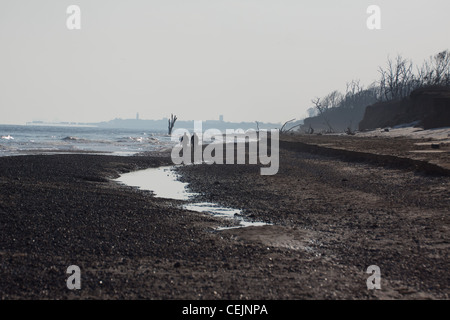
0,136,449,299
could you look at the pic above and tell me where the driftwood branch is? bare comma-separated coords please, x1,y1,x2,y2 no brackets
279,119,298,134
168,114,177,135
255,121,260,131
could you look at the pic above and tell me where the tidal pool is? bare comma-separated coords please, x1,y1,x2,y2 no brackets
115,166,269,229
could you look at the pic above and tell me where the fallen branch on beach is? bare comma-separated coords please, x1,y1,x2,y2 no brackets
279,119,301,134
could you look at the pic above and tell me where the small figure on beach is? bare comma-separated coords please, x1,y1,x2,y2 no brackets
191,133,201,164
180,132,189,144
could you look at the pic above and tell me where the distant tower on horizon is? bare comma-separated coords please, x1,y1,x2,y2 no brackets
136,112,139,120
219,115,224,122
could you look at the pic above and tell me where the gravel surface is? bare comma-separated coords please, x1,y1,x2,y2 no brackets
0,137,449,299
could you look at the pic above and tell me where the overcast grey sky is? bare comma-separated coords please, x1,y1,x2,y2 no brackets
1,0,449,125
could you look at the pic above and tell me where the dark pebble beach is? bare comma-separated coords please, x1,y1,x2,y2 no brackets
0,137,449,299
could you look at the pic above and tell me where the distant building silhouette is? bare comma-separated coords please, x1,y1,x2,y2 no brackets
219,115,224,122
136,112,139,120
93,117,282,131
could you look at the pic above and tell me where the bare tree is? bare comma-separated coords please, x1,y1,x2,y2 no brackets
378,55,414,101
312,97,335,133
325,90,343,109
304,49,449,133
168,114,177,135
435,50,450,85
346,79,362,97
417,50,450,86
343,80,363,107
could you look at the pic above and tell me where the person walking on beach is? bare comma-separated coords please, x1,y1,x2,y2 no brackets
180,132,189,144
191,133,201,164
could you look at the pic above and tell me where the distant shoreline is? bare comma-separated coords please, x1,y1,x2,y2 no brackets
25,122,97,128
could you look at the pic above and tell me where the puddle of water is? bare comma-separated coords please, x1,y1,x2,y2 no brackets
183,202,269,230
115,166,196,200
115,166,269,229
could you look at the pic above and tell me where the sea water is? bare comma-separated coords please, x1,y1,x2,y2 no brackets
0,124,174,156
